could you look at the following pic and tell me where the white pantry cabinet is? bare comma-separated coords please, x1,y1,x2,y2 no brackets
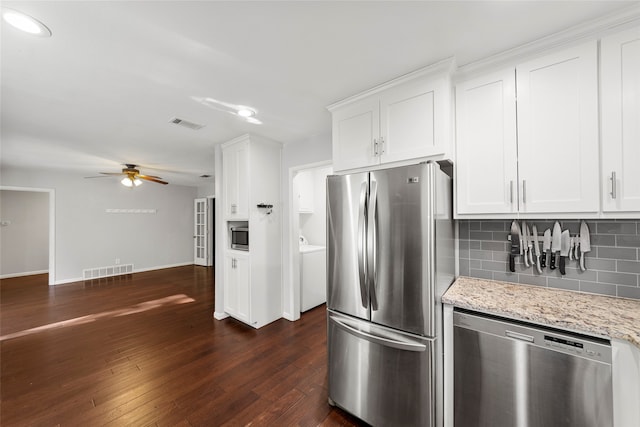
222,139,249,220
221,134,282,328
329,59,453,172
601,26,640,214
223,252,250,323
295,170,315,214
455,41,599,217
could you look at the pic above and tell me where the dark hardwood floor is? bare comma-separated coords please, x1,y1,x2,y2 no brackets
0,266,366,426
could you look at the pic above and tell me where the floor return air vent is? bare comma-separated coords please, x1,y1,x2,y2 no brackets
83,264,134,280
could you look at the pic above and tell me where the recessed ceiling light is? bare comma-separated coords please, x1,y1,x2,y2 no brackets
237,108,255,118
2,8,52,37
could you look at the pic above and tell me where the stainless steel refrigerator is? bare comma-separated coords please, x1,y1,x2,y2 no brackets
326,161,455,427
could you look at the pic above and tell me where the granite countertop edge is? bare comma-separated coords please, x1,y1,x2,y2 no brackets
443,276,640,349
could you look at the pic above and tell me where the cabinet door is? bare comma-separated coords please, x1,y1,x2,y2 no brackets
223,140,249,219
223,253,251,323
601,27,640,213
380,76,449,164
455,69,518,215
331,97,380,172
296,170,314,213
516,41,599,214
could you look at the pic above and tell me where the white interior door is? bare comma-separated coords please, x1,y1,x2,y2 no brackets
194,198,209,266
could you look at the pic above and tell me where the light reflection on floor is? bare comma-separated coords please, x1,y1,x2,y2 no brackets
0,294,195,342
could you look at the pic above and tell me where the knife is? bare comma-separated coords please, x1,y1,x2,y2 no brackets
579,221,591,272
568,237,575,261
560,230,570,275
532,224,542,274
541,228,551,268
526,223,535,266
550,221,562,270
509,220,521,273
522,221,530,267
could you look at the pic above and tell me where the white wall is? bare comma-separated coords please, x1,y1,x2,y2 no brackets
0,167,197,284
0,190,49,277
281,132,332,321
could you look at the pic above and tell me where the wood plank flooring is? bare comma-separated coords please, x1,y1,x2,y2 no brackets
0,266,366,426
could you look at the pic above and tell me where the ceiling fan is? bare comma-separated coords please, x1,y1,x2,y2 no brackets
87,164,169,187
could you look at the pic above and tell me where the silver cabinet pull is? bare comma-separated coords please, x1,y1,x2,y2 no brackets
373,139,379,156
510,180,514,204
522,180,527,204
610,171,617,199
231,204,237,214
380,137,385,155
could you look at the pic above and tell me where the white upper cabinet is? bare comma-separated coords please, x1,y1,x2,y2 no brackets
222,139,249,220
455,41,599,217
329,59,453,172
455,69,518,214
331,97,380,171
601,26,640,213
516,41,599,214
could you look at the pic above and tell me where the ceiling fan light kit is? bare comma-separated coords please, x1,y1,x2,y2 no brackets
121,176,142,187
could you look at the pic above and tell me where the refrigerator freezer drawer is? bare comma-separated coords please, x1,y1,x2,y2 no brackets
328,311,435,426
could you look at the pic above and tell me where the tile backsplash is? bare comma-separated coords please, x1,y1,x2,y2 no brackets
458,220,640,301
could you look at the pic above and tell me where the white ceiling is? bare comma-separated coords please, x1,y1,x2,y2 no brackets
1,1,635,186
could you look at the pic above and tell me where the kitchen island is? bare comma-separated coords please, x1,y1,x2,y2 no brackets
442,276,640,427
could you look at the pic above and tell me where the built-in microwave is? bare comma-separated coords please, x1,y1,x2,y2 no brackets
230,226,249,251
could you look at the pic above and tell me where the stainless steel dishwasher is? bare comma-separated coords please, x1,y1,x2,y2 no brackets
453,309,613,427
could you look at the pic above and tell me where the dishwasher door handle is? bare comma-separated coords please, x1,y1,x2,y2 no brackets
506,330,535,343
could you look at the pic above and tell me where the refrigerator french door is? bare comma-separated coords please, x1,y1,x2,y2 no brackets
327,161,453,427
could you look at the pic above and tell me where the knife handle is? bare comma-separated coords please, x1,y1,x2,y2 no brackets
541,251,547,268
509,254,516,273
580,253,586,272
559,256,566,275
550,252,557,270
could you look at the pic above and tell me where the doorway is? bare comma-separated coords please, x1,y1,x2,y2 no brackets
0,186,55,285
194,197,214,266
289,162,333,319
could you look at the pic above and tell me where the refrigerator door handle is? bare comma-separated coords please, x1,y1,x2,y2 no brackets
367,179,379,311
357,182,368,308
332,316,427,352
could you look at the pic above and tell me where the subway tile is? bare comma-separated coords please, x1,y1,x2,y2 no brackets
469,260,482,269
458,222,470,239
482,260,508,272
548,277,580,292
616,235,640,248
469,221,481,231
459,259,470,276
469,241,481,250
596,222,637,234
617,285,640,300
459,240,470,250
559,221,581,234
481,221,507,231
492,231,510,241
492,271,518,282
518,274,547,287
579,281,617,297
482,241,508,252
563,267,597,282
494,251,511,262
597,271,638,287
617,260,640,274
596,246,637,260
590,234,616,246
469,250,493,261
458,247,469,260
469,269,493,280
470,231,494,241
583,258,616,272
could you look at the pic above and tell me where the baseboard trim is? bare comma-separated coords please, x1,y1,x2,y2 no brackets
0,270,48,279
52,262,198,285
214,311,229,320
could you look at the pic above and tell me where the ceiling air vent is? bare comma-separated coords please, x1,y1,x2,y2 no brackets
169,117,205,130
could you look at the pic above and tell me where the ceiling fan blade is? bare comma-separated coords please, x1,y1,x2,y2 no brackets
84,175,112,179
138,175,168,185
100,172,126,176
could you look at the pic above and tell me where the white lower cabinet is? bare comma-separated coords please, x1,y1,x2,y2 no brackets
223,252,250,324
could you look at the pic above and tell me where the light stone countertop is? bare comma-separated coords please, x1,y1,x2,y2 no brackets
443,276,640,348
